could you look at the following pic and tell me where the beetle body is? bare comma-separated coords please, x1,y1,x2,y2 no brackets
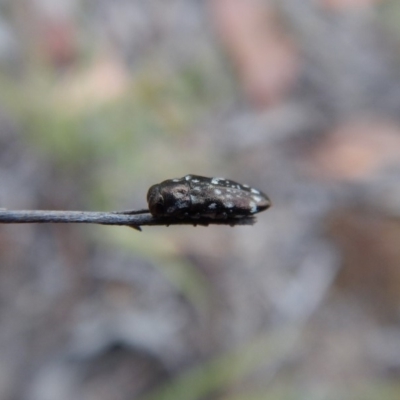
147,175,270,219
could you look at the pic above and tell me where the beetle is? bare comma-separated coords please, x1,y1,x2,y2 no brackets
147,174,270,219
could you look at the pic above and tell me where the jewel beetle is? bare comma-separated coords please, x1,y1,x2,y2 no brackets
147,174,271,219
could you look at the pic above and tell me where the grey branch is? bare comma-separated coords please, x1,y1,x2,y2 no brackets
0,209,256,231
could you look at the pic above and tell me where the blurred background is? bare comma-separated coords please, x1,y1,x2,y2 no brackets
1,0,400,399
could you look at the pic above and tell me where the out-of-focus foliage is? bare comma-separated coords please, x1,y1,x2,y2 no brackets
1,1,400,400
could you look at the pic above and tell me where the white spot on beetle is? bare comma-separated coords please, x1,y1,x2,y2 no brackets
192,179,200,183
243,184,250,188
214,189,222,195
251,188,260,194
252,195,263,203
185,175,192,181
226,194,232,199
212,177,225,184
172,178,180,182
208,203,217,209
190,195,201,204
249,201,258,214
224,202,234,208
192,186,201,191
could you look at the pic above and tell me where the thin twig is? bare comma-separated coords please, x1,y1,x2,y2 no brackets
0,209,256,231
